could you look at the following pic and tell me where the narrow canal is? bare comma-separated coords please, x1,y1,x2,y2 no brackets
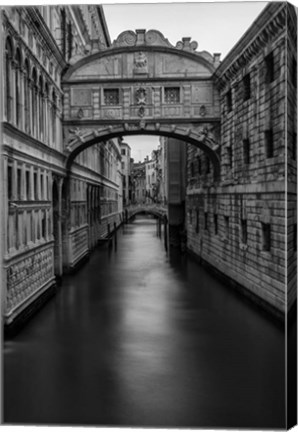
4,215,285,428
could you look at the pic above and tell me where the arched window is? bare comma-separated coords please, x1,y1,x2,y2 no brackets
38,76,44,140
44,82,49,144
5,38,13,122
32,68,37,136
51,90,57,145
24,59,30,133
15,48,22,128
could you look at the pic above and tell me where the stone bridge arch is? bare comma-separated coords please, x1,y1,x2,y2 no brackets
65,124,220,178
62,29,222,179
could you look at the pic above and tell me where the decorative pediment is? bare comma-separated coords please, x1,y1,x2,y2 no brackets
113,29,173,48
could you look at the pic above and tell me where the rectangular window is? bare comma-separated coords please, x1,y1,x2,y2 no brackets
104,89,119,105
204,212,208,231
226,89,232,112
243,73,251,101
243,139,250,164
227,146,233,168
41,211,46,239
265,52,274,84
121,162,125,170
262,223,271,251
40,173,44,200
214,214,218,235
17,168,22,200
26,171,30,200
7,165,13,200
34,172,38,200
121,149,126,155
241,219,247,244
164,87,180,104
265,129,274,158
189,209,193,225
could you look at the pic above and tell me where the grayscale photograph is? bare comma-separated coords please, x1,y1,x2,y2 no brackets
1,1,297,429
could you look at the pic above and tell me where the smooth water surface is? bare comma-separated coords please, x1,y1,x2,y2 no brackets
4,216,285,428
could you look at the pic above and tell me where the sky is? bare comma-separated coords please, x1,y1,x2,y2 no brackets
102,1,268,162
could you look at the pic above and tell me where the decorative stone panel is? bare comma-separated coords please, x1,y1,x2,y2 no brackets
5,244,54,315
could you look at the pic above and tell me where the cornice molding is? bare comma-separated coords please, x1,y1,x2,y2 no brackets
213,2,287,90
2,122,66,161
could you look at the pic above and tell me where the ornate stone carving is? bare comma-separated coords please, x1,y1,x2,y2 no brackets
67,128,89,148
113,29,173,49
176,37,198,52
113,30,137,47
134,52,148,74
135,87,147,105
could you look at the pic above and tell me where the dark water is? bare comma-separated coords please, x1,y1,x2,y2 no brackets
3,216,285,428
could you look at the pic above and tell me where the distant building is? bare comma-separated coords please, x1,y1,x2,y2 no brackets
119,140,132,206
1,5,122,330
131,162,146,204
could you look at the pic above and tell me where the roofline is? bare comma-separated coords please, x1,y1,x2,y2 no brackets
96,5,111,47
214,2,284,79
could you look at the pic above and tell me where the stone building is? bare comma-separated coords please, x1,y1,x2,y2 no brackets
185,2,297,318
1,6,123,330
131,161,146,204
119,140,132,206
1,2,296,331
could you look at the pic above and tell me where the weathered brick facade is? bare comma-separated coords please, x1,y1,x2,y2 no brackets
186,2,297,317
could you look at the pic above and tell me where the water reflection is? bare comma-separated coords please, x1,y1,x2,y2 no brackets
4,215,285,428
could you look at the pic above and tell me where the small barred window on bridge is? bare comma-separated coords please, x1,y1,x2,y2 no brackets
164,87,180,104
104,89,119,105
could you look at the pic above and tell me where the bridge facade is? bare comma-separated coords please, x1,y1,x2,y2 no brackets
62,29,221,178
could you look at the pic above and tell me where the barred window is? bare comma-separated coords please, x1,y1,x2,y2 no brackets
164,87,180,104
104,89,119,105
265,52,274,84
226,89,232,112
243,73,251,101
241,219,247,244
262,223,271,251
265,129,274,158
243,138,250,164
5,38,13,122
